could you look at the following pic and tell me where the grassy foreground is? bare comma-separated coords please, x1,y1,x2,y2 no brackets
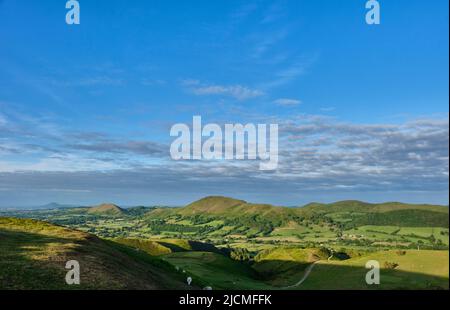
157,247,449,290
300,250,449,289
0,217,188,289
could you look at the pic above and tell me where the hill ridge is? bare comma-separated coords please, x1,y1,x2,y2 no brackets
180,196,448,214
87,203,125,215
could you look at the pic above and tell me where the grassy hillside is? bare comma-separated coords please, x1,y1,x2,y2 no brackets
253,247,330,286
181,196,246,214
300,250,449,290
177,196,293,219
114,238,173,256
252,247,449,290
114,238,222,255
0,217,188,289
87,203,124,216
119,197,449,249
145,207,176,219
161,251,272,289
347,209,449,228
302,200,448,215
142,196,303,237
159,247,448,290
163,197,448,227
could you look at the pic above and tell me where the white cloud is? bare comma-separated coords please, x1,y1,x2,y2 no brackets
186,81,264,100
0,155,119,173
274,98,302,106
1,106,448,204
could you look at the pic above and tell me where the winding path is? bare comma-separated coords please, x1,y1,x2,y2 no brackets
282,254,333,289
282,261,319,288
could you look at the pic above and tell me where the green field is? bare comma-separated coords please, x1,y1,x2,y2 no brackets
162,251,272,289
302,250,449,290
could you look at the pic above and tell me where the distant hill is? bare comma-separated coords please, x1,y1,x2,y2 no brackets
125,206,156,216
145,196,449,229
301,200,448,214
300,200,448,228
39,202,79,210
182,196,246,213
87,203,125,215
177,196,293,219
178,196,448,217
0,217,188,289
4,202,80,210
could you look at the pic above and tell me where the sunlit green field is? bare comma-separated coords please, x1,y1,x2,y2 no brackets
162,251,273,290
302,250,449,290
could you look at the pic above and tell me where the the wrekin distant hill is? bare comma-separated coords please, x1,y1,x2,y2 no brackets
1,196,448,290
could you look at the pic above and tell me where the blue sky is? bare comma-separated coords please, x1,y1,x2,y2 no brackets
0,0,448,207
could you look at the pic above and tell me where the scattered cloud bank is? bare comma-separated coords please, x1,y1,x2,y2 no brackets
1,108,448,205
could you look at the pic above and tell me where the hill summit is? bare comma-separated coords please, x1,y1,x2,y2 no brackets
178,196,286,218
183,196,246,212
88,203,124,215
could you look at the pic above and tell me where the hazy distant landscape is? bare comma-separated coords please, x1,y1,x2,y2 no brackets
1,196,448,290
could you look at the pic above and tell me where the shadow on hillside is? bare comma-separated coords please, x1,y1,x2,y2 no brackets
252,259,311,280
251,259,449,290
157,241,186,252
0,228,192,290
0,228,75,258
187,240,222,253
0,228,78,289
157,240,222,254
